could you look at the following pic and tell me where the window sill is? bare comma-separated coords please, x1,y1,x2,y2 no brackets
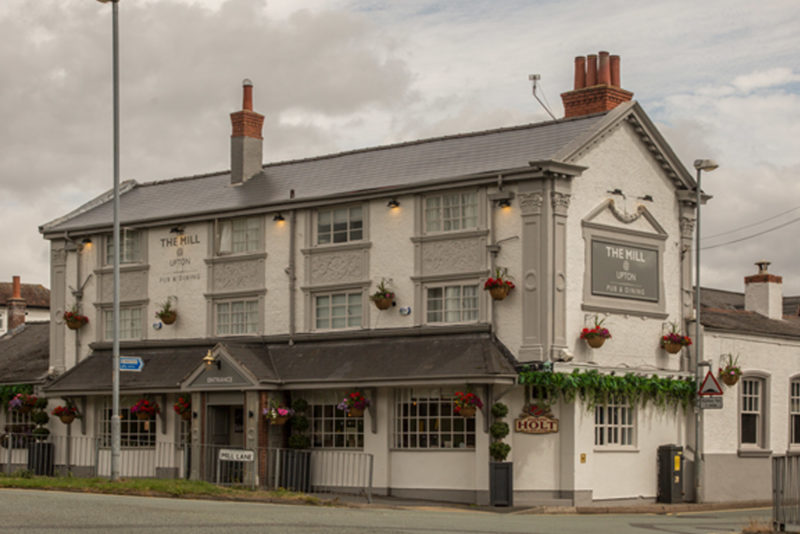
302,241,371,255
205,252,266,264
737,448,772,458
94,263,148,274
411,229,488,243
389,447,476,452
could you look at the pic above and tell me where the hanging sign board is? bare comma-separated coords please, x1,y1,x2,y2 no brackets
591,240,659,302
514,405,559,434
218,449,254,462
699,370,723,396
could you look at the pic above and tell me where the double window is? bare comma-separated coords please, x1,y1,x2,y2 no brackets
105,230,143,265
304,391,364,449
317,206,362,245
215,299,259,335
594,398,635,447
393,388,476,449
315,292,362,330
217,216,260,255
424,192,477,233
426,284,478,323
99,397,155,448
103,307,143,341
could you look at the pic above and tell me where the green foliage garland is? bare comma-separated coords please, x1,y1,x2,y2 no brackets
518,368,695,412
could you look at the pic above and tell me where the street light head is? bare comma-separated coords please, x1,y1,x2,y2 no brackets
96,0,117,3
693,159,719,172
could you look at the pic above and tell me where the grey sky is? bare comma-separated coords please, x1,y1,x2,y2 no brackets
2,0,799,295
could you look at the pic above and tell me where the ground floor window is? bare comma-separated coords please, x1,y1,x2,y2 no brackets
791,380,800,446
594,398,635,447
303,390,364,449
741,377,765,447
99,397,156,448
2,408,33,449
393,388,476,449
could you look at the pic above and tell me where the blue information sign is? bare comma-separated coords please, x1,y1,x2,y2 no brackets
120,356,144,372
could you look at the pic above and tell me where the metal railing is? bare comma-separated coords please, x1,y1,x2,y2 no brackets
773,453,800,532
2,435,373,502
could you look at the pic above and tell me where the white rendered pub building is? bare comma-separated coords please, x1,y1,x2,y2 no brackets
41,52,748,505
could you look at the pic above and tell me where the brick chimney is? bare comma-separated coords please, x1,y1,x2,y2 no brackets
6,275,26,330
561,51,634,118
230,79,264,185
744,261,783,320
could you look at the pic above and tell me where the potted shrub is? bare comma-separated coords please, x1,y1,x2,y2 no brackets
484,268,515,301
489,402,513,506
453,391,483,417
155,299,177,325
130,398,159,420
718,354,742,386
52,402,81,424
8,393,38,414
580,316,611,348
263,400,295,425
173,396,191,421
370,279,395,310
63,305,89,330
660,323,692,354
337,391,370,417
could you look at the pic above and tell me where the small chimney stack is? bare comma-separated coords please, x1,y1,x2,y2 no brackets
230,79,264,185
744,261,784,320
561,51,634,118
7,275,26,331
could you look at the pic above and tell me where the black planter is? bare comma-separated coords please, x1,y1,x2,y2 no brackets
489,461,513,506
278,449,311,493
27,442,54,476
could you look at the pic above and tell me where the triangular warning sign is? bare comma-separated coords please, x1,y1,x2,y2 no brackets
699,370,723,396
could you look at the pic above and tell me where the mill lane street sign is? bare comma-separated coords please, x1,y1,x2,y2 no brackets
120,356,144,372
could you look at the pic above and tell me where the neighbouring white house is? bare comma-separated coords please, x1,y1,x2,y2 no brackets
0,277,49,336
31,50,798,505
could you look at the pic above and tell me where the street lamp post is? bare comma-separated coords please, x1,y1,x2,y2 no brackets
97,0,121,482
693,158,718,502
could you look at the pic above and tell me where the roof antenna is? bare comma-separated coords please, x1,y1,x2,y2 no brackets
529,74,557,121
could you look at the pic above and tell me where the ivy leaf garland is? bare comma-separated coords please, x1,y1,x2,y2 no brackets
518,368,695,412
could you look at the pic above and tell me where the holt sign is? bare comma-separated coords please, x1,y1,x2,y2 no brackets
514,405,559,434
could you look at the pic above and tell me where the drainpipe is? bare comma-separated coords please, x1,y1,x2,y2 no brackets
64,233,88,370
488,177,501,336
288,210,297,344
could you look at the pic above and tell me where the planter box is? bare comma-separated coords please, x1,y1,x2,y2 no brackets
489,461,513,507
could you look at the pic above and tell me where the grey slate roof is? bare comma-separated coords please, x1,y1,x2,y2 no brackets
0,322,50,386
0,282,50,309
44,331,517,394
41,113,607,234
699,287,800,339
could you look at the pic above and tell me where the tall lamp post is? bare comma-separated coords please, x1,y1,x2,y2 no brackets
693,158,718,502
97,0,121,482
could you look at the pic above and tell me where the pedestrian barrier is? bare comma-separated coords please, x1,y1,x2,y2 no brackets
773,453,800,532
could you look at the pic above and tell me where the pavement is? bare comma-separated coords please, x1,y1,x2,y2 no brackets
325,492,772,515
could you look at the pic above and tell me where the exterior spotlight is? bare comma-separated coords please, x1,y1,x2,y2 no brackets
203,350,217,368
273,213,285,222
170,226,184,234
387,199,400,209
607,188,625,197
498,198,511,208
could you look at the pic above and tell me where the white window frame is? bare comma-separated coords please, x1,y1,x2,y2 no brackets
99,396,156,448
424,191,478,234
316,205,363,245
393,388,476,450
3,408,33,449
594,398,636,449
103,306,143,341
305,390,364,449
104,229,143,265
314,291,363,330
740,376,768,450
791,379,800,447
425,283,479,324
216,216,261,255
215,299,259,336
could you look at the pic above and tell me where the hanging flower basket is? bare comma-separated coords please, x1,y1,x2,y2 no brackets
459,406,476,417
156,299,177,325
580,316,611,349
271,415,289,425
718,354,742,386
263,401,295,425
59,414,76,424
720,373,739,386
660,325,692,354
136,412,152,421
663,341,683,354
173,396,191,420
484,268,515,301
337,391,370,417
453,391,483,417
131,398,159,420
9,393,38,414
370,279,395,310
64,306,89,330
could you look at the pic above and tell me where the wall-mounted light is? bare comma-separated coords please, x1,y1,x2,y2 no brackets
607,188,625,197
273,213,285,222
81,237,93,245
170,226,185,234
387,199,400,209
202,350,220,369
497,198,512,209
637,195,654,202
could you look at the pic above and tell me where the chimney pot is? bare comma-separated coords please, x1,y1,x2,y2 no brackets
755,260,770,274
586,54,598,86
598,51,611,84
610,55,621,87
12,275,20,299
242,79,253,111
574,56,586,89
7,275,26,331
230,79,265,185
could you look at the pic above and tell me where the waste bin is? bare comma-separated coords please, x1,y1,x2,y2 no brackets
657,444,683,503
27,442,54,476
